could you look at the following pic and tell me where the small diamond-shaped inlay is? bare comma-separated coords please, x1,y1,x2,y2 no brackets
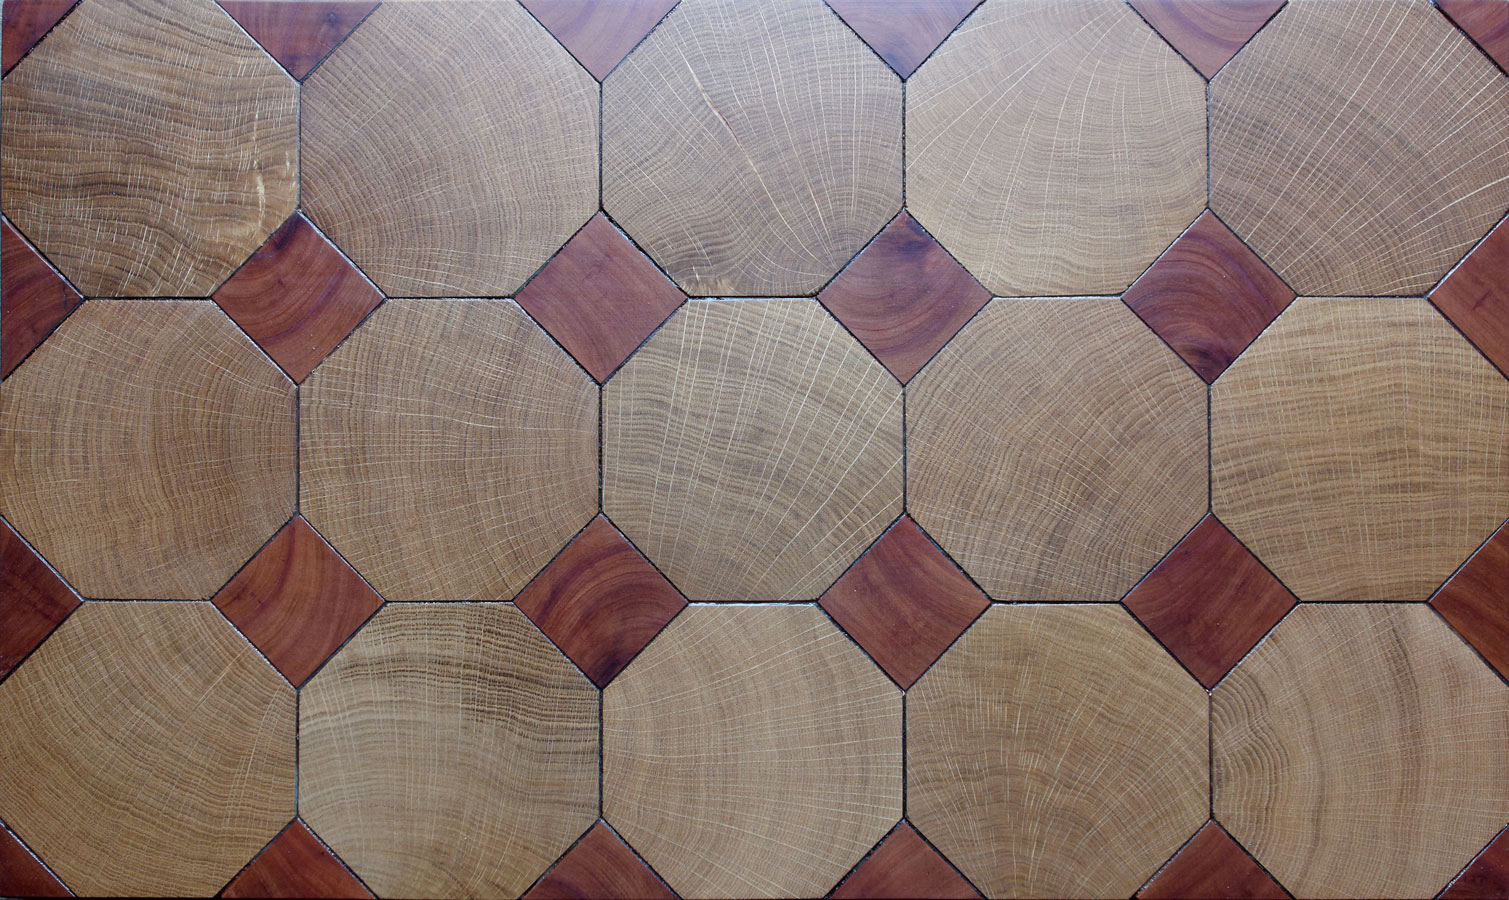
1124,211,1294,383
831,822,982,900
516,213,684,382
523,822,675,900
820,516,987,689
819,211,990,384
218,1,378,80
0,518,79,681
213,516,383,687
1128,0,1285,78
0,824,68,899
826,0,981,78
2,218,81,379
1432,521,1509,680
1442,827,1509,900
1137,822,1287,900
1124,515,1296,688
1432,214,1509,376
0,0,74,73
519,0,678,81
214,213,383,384
1438,0,1509,73
221,820,372,900
514,515,686,688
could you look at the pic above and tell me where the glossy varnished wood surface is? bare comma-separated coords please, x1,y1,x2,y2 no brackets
300,300,597,602
603,0,901,296
0,603,295,897
1213,604,1509,899
1213,298,1509,603
908,605,1208,899
0,301,295,599
605,299,902,603
909,298,1206,603
302,0,598,296
300,604,599,900
1210,0,1509,295
907,0,1206,295
1,0,298,297
604,605,901,899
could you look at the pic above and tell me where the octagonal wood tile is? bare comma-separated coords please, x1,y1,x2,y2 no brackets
602,0,901,296
906,0,1206,295
0,0,297,297
908,298,1206,602
908,605,1209,899
300,603,599,900
0,301,295,599
1214,604,1509,899
604,299,903,603
0,602,294,897
302,0,598,296
1210,0,1509,295
301,300,596,602
604,604,901,899
1212,298,1509,603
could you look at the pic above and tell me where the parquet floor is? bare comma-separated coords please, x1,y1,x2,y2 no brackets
1,1,1508,898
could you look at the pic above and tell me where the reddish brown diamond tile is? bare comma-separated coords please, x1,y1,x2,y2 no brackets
213,213,382,383
515,515,686,687
1432,521,1509,680
0,823,69,898
819,516,987,689
1124,515,1296,688
1439,0,1509,73
826,0,980,78
1443,827,1509,900
222,820,371,900
1128,0,1285,79
212,516,383,687
1432,215,1509,377
818,212,989,383
1138,822,1287,900
524,822,675,900
832,822,981,900
0,0,74,74
520,0,677,81
218,1,378,80
1124,211,1294,383
517,213,683,382
0,518,79,681
2,219,81,379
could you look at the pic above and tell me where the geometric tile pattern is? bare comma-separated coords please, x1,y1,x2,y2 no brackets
1123,515,1296,688
1210,0,1509,296
514,515,685,688
605,299,902,603
220,821,372,900
1128,0,1285,78
909,298,1207,603
4,2,1509,896
907,0,1206,295
1214,605,1509,900
300,604,598,900
909,605,1208,899
212,213,383,384
0,301,296,600
0,603,295,897
1123,210,1295,383
605,605,901,898
1213,298,1509,603
300,300,597,603
603,0,901,296
1137,822,1287,900
302,0,598,297
1,218,81,379
0,0,298,297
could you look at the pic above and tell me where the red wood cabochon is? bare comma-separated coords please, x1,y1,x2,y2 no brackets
1431,521,1509,680
1138,822,1288,900
524,822,675,900
218,1,378,80
1438,0,1509,73
1128,0,1286,78
0,824,69,898
0,0,76,74
1,219,81,379
221,820,372,899
1432,214,1509,377
826,0,981,78
0,518,79,681
1442,827,1509,900
832,822,982,899
520,0,678,81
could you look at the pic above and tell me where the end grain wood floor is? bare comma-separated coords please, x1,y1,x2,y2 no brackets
1,1,1508,898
